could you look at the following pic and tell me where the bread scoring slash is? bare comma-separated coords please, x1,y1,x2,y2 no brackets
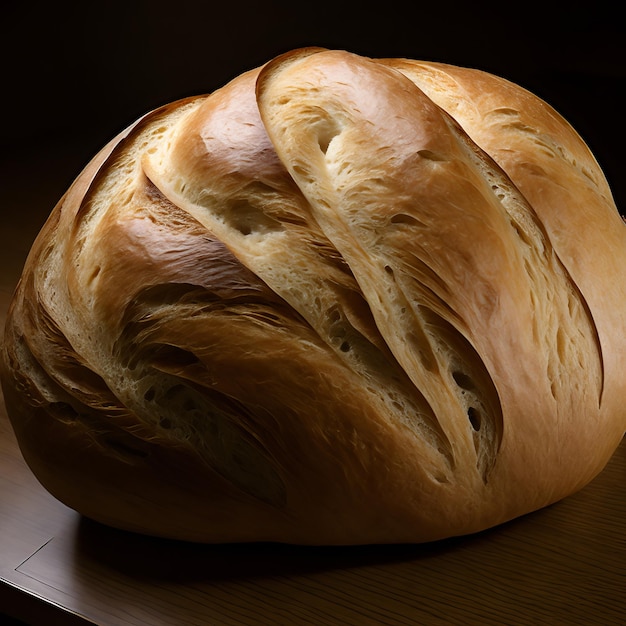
1,48,625,545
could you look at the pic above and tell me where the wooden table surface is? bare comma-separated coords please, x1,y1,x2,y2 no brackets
1,148,625,626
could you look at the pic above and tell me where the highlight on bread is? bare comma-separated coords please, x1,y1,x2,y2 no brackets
1,48,625,545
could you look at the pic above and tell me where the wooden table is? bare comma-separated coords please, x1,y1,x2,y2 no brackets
1,148,625,626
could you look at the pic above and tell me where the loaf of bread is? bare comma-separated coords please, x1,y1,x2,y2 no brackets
2,48,625,544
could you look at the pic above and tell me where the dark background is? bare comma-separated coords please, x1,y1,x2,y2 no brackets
1,1,624,244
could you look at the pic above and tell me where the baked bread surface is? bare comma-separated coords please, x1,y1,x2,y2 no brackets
2,48,625,545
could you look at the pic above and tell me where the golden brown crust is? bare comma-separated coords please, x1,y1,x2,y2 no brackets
381,57,626,470
1,48,624,545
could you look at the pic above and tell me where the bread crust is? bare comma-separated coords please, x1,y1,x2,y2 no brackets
1,49,624,544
